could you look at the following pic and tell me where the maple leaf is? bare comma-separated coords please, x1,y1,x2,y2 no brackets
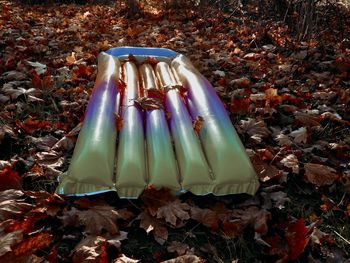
0,190,33,220
0,167,22,191
72,235,108,263
240,118,270,138
137,211,168,244
141,187,175,216
280,154,299,174
156,199,191,227
71,203,120,235
190,206,220,230
290,127,308,144
113,254,140,263
285,218,310,260
304,163,338,186
167,241,190,256
275,133,292,146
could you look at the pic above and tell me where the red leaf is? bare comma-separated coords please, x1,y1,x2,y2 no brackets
285,218,310,260
12,232,52,257
0,168,22,191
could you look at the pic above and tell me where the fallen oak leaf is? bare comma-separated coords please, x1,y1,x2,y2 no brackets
304,163,338,186
156,199,191,227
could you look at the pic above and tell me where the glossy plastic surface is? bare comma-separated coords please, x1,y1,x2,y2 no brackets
57,47,259,197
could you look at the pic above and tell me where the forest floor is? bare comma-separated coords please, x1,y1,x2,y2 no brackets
0,0,349,262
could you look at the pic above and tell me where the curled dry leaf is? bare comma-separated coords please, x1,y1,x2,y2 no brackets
156,199,191,227
304,163,338,186
280,154,299,174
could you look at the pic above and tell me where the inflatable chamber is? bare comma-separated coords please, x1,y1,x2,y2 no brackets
56,47,259,198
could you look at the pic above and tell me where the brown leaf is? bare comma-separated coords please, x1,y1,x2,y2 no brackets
167,241,190,256
135,97,163,110
77,205,120,235
192,116,204,134
281,154,299,174
240,118,270,138
190,206,220,230
137,211,168,244
115,114,124,131
304,163,338,186
290,127,308,144
156,199,190,227
11,232,52,257
0,190,34,220
113,254,140,263
294,112,320,127
72,235,107,263
0,230,23,257
161,255,203,263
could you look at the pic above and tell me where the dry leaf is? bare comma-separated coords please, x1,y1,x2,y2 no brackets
156,199,190,227
290,127,308,144
281,154,299,174
0,230,23,257
72,235,107,263
240,118,270,138
167,241,190,256
137,211,168,244
304,163,338,186
294,112,320,127
0,190,33,220
161,255,203,263
275,133,292,146
76,205,120,235
190,206,220,230
113,254,140,263
192,116,204,134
